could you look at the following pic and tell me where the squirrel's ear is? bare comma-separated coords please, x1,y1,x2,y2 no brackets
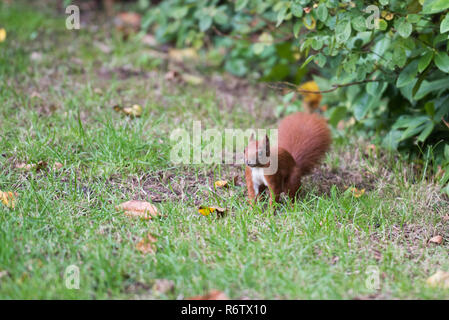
265,134,270,149
249,132,255,141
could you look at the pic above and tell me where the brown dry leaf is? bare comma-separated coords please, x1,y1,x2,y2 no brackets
117,200,159,220
426,270,449,289
442,215,449,222
136,234,157,254
164,70,180,82
0,191,17,209
53,162,63,170
214,180,229,188
153,279,174,294
15,161,47,171
187,290,229,300
168,48,199,63
198,205,226,217
114,12,141,32
429,235,443,245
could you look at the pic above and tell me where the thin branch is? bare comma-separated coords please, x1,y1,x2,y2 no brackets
442,117,449,130
267,79,381,95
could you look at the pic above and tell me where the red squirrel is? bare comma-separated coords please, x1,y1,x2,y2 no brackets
244,112,331,204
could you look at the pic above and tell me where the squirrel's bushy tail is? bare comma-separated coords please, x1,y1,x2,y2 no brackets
278,112,331,176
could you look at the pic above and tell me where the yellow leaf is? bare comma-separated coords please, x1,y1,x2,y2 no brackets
181,74,204,85
303,16,316,30
0,190,16,208
122,104,142,117
0,28,6,43
298,81,322,106
214,180,229,188
198,205,226,217
168,48,199,63
198,206,216,216
348,187,365,198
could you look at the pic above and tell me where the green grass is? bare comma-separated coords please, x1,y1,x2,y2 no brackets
1,2,448,299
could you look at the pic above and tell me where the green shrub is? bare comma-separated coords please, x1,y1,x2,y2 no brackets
141,0,449,194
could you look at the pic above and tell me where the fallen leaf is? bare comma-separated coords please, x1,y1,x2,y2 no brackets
232,175,240,186
15,161,47,171
123,104,142,117
198,205,226,217
141,34,157,47
30,52,43,62
382,11,394,21
442,215,449,222
0,191,17,208
214,180,228,188
168,48,199,63
0,28,6,42
164,70,180,82
187,290,229,300
0,270,9,279
365,144,376,154
53,162,63,170
94,88,103,95
94,41,112,54
136,234,157,254
114,104,142,117
153,279,174,294
348,187,365,198
114,12,141,32
429,235,443,245
181,73,204,85
117,200,159,220
426,270,449,289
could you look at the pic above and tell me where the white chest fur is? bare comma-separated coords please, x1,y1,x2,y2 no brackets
251,167,268,195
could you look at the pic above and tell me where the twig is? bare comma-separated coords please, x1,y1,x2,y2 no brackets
442,117,449,130
267,79,381,94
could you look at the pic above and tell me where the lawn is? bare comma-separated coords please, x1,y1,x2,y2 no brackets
0,1,448,299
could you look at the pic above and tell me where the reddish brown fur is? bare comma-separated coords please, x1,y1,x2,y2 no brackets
278,112,331,176
244,112,331,205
